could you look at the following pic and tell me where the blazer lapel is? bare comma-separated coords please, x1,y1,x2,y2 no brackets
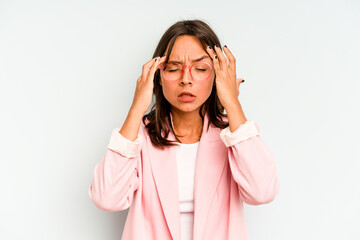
148,129,180,240
193,114,227,239
147,113,227,240
147,113,181,240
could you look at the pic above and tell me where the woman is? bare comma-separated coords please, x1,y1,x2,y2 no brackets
88,19,280,240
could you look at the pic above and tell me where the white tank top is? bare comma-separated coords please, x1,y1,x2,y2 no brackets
175,141,199,240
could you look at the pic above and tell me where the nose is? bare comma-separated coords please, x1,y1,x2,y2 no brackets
179,66,193,85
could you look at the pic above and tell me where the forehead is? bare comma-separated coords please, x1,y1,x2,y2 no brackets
167,35,208,60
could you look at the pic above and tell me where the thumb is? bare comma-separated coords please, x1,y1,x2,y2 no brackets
236,78,244,96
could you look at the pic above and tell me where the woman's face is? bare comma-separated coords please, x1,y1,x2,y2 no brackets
160,35,215,115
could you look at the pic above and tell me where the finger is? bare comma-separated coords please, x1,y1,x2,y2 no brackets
205,45,216,61
236,78,242,88
156,56,168,85
206,45,221,74
236,78,244,96
142,57,159,81
148,56,160,70
155,55,167,70
213,44,227,71
146,56,166,83
154,55,167,72
223,45,236,73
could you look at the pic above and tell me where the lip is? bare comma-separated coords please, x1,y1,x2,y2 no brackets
178,91,196,102
178,91,195,97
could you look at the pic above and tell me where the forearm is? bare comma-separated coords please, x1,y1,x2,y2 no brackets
119,106,144,141
89,149,140,211
224,99,247,132
228,135,280,205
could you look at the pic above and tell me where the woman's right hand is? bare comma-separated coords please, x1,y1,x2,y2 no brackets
120,56,166,142
130,56,167,115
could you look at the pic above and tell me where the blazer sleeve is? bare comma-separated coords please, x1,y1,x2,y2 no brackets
88,121,143,212
220,120,280,205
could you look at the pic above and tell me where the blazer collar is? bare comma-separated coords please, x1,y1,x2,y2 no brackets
146,112,226,240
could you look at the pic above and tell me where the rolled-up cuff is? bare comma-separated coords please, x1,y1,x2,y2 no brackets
107,127,142,158
220,120,260,147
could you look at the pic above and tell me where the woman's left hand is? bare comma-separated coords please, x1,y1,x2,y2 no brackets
206,45,244,109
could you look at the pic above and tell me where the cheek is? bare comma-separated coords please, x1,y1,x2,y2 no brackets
204,77,215,96
161,82,175,101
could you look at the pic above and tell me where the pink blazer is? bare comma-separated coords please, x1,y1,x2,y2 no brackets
88,113,280,240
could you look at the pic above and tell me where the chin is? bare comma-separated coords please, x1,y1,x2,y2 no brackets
170,102,203,114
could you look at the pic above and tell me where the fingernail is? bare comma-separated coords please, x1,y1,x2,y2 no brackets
208,45,212,50
215,44,220,48
214,55,218,59
242,79,245,83
224,45,227,48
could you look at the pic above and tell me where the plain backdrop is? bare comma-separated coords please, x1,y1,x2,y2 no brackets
1,0,359,239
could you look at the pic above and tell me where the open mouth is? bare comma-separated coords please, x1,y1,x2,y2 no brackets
178,91,195,97
178,92,196,102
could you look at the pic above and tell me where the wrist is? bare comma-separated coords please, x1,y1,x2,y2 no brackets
223,97,241,111
129,104,147,118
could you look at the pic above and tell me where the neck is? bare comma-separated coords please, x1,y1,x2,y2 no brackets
170,109,203,141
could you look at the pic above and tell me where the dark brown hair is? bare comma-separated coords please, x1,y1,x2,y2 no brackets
142,19,229,149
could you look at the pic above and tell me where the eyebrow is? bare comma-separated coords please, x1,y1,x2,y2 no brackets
168,55,210,64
